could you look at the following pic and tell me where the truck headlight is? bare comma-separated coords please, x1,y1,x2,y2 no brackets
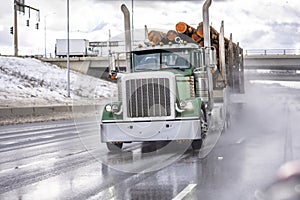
105,105,112,112
111,104,119,113
105,103,122,115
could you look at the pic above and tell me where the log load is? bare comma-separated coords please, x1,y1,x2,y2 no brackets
147,22,232,71
148,30,167,45
147,22,229,48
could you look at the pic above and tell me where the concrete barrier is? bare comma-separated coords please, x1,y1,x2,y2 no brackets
11,107,35,116
53,106,71,112
0,104,102,125
33,107,54,115
0,108,13,117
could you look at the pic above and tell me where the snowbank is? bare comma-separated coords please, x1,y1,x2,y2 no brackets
0,56,117,107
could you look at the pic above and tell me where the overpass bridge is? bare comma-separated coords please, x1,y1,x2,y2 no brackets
244,54,300,71
40,49,300,82
40,56,126,80
244,49,300,81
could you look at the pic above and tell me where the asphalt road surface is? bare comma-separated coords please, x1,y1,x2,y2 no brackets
0,82,300,200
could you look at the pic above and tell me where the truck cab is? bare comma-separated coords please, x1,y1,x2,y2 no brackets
101,42,215,151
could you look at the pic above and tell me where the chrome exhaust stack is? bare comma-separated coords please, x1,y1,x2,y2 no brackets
121,4,132,73
202,0,214,111
203,0,212,48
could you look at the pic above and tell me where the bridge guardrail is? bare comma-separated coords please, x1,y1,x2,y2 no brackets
245,49,300,56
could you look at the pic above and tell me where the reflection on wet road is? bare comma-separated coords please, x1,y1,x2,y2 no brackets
0,83,300,200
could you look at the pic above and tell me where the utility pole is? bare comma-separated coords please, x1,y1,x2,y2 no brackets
13,0,40,56
14,0,18,56
67,0,70,97
131,0,134,47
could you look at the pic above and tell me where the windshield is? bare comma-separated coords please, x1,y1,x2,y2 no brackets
132,49,192,71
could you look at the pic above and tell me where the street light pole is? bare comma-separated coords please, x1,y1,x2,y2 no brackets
67,0,70,97
44,16,46,57
44,12,55,58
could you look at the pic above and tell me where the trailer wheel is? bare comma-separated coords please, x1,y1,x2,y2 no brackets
106,142,123,152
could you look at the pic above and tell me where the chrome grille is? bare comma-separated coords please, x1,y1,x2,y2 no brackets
125,78,171,118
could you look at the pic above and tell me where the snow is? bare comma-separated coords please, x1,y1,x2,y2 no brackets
0,56,117,107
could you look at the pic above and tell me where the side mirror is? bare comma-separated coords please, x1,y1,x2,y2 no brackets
109,70,118,80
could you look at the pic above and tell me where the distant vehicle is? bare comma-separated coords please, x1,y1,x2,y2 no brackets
55,39,98,57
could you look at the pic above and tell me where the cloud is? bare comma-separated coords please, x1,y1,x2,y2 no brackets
0,30,13,46
92,22,108,32
266,22,300,47
0,1,13,18
242,30,270,47
1,0,300,55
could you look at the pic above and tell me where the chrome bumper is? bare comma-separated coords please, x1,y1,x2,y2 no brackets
100,119,202,142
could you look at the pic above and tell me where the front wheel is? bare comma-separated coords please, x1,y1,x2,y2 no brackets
191,139,203,150
192,104,207,151
106,142,123,152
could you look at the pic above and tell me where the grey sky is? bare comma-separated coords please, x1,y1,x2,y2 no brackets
0,0,299,55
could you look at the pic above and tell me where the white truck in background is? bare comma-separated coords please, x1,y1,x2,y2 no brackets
55,39,98,57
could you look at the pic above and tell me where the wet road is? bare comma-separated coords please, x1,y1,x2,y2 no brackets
0,83,300,200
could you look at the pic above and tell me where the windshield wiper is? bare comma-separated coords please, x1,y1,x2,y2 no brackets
170,67,187,71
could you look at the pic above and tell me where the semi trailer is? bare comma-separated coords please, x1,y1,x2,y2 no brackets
55,39,97,57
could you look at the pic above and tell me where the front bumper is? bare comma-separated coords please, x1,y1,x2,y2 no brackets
100,119,202,142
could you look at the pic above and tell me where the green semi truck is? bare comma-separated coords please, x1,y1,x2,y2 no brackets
100,0,244,151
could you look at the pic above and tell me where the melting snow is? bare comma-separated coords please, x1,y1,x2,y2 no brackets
0,56,117,107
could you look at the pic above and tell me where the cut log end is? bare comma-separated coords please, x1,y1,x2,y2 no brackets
148,30,166,45
176,22,188,34
167,30,178,41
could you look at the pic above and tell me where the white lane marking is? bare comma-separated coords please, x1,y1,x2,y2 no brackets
236,137,245,144
40,135,55,139
172,184,197,200
0,134,55,146
218,156,223,160
0,141,17,145
0,158,57,174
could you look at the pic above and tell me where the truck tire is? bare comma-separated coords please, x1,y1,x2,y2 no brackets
106,142,123,152
191,139,203,150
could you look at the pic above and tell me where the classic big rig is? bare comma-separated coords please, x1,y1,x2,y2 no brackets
100,0,244,151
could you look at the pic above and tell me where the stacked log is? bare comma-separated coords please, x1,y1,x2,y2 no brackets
147,22,229,47
148,29,195,45
148,30,167,45
176,22,202,43
166,30,178,41
147,22,231,70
